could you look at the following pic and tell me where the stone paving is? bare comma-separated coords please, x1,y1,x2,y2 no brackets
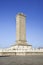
0,55,43,65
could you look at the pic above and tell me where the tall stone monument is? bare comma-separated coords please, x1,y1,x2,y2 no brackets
16,13,27,45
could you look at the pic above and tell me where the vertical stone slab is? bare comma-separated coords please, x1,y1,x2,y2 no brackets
16,13,27,45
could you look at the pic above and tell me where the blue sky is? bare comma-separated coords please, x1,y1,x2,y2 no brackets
0,0,43,48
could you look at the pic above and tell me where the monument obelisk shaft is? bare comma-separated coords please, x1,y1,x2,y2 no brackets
16,13,27,45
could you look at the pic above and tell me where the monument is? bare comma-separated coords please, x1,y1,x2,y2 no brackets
16,13,28,45
0,13,43,56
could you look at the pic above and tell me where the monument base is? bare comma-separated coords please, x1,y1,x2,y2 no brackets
15,40,29,46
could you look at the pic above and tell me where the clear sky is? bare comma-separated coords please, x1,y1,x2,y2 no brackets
0,0,43,48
